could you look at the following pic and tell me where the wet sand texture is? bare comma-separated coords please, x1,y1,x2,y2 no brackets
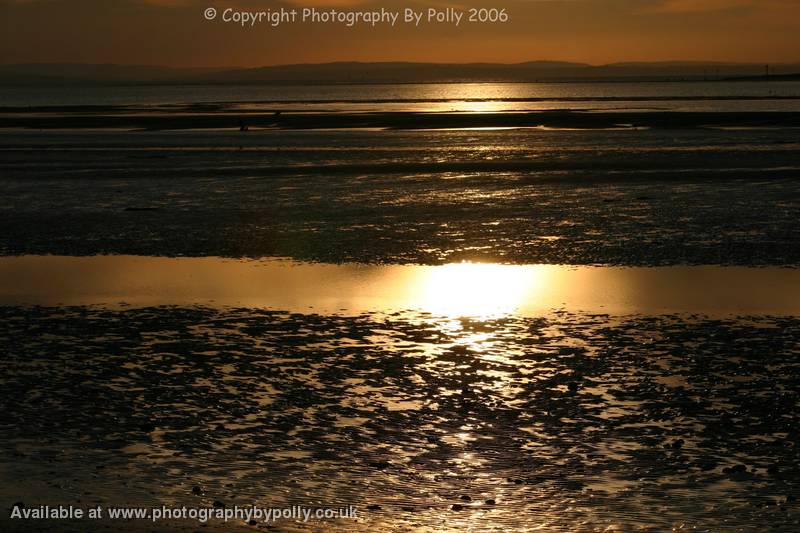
1,127,799,265
1,306,799,531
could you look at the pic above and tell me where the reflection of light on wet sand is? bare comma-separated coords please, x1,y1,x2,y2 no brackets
5,300,800,530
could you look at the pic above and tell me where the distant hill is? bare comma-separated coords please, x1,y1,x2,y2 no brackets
1,61,799,85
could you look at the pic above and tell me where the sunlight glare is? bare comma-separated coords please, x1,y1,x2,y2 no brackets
414,262,546,318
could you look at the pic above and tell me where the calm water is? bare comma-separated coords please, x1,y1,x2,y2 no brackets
2,81,800,112
1,256,799,316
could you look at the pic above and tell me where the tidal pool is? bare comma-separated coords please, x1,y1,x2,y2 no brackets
0,256,798,316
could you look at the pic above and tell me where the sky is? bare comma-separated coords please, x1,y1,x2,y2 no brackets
1,0,799,67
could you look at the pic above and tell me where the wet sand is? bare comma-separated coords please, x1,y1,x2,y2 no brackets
1,127,799,266
1,306,799,531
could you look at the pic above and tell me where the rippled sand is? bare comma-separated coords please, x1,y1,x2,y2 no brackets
1,306,798,531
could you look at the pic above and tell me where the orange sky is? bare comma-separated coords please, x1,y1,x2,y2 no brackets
1,0,799,66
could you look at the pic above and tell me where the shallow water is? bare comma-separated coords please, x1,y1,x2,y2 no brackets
1,256,799,317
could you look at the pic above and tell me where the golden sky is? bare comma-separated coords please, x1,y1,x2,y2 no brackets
1,0,798,66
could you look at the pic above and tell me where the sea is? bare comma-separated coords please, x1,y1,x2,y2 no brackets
1,80,800,112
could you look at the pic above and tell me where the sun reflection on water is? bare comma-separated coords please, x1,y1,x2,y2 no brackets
3,256,800,317
413,262,548,319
